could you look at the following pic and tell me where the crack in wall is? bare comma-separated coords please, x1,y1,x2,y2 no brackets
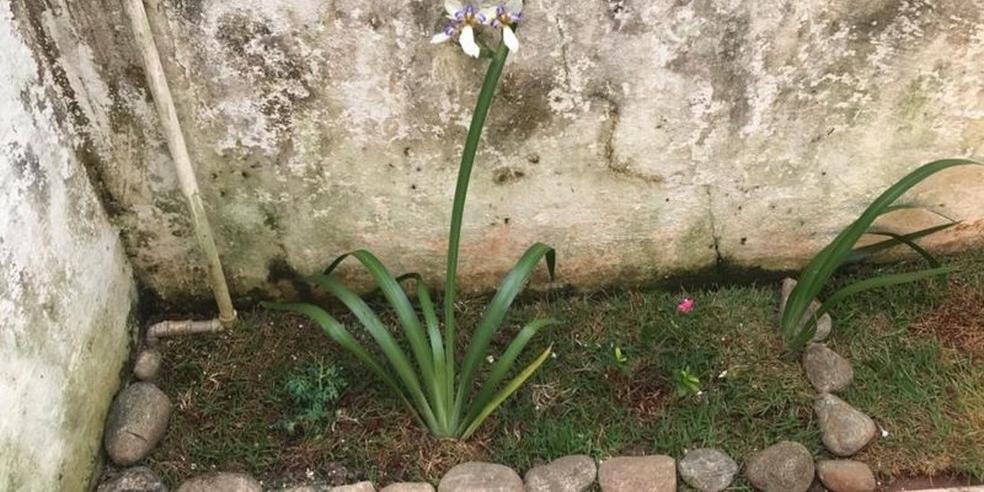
552,14,574,94
597,93,665,184
704,184,724,270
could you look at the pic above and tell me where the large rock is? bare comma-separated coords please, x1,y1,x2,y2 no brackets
103,383,172,465
816,460,877,492
598,456,676,492
380,484,434,492
745,441,815,492
802,343,854,393
331,482,376,492
780,278,832,342
525,455,597,492
815,393,877,456
176,472,262,492
677,448,738,492
438,462,523,492
96,467,167,492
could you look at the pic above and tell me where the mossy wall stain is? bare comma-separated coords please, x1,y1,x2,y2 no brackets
2,2,136,490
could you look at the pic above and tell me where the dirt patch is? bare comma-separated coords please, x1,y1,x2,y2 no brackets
146,307,497,485
912,282,984,356
882,475,982,491
610,364,670,423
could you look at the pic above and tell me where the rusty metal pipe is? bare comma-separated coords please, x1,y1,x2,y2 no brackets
145,319,223,346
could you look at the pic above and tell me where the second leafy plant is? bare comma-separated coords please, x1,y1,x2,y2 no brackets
780,158,982,354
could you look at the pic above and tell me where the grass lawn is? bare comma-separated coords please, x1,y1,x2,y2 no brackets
146,250,984,488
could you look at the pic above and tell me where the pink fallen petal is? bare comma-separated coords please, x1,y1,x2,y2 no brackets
677,297,695,314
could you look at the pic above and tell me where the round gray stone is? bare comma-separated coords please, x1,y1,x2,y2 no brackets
779,278,832,342
103,383,172,466
745,441,815,492
815,393,877,456
96,466,167,492
133,349,163,381
598,456,676,492
812,313,833,342
438,462,523,492
525,455,596,492
677,448,738,492
802,344,853,393
380,483,435,492
816,460,876,492
176,472,261,492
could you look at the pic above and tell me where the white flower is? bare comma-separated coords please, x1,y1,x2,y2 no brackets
484,0,524,52
486,355,495,364
431,0,488,58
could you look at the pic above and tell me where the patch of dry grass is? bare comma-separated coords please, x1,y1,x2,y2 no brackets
912,283,984,356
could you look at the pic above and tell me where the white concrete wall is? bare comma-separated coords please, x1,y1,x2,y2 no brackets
105,0,984,302
0,1,136,490
13,0,984,305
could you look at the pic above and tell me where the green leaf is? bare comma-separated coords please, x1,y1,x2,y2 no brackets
460,318,559,429
443,40,513,405
818,266,956,319
321,251,442,425
260,301,422,425
878,203,958,222
781,159,981,353
399,273,450,429
863,231,942,268
788,267,955,350
845,222,958,264
308,274,441,433
453,243,556,422
459,345,553,440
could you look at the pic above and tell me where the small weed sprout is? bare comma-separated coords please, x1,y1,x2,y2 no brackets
280,361,347,435
673,367,701,398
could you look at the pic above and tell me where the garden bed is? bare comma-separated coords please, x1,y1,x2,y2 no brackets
140,251,984,489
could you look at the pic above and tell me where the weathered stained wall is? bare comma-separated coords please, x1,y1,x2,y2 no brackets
38,0,984,302
0,1,136,490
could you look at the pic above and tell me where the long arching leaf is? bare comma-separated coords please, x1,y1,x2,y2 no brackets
459,346,553,440
460,318,559,430
321,251,441,424
817,267,956,320
845,222,958,264
309,274,441,433
788,267,955,350
453,243,555,421
863,231,942,268
260,301,423,426
782,159,981,353
399,272,450,429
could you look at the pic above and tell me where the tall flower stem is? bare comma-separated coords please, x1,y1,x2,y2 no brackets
443,40,511,422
